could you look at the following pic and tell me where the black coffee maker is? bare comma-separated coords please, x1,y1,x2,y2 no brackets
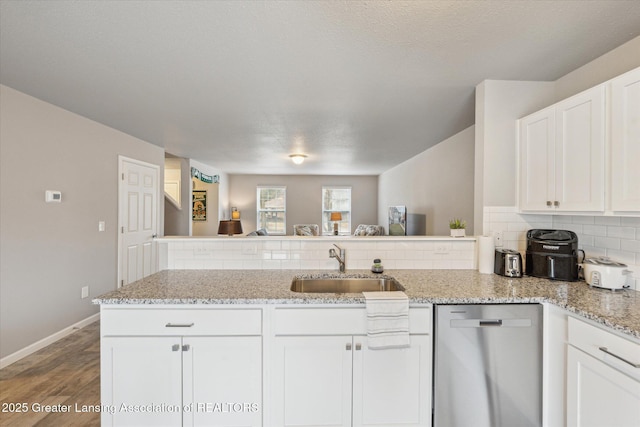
526,229,581,281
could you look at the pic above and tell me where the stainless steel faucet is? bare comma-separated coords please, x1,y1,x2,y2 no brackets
329,244,346,272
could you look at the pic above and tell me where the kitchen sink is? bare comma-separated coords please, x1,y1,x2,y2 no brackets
290,277,404,293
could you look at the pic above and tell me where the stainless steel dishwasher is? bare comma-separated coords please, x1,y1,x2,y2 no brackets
433,304,542,427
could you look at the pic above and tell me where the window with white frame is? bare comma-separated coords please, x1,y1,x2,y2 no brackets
322,186,351,235
257,186,286,235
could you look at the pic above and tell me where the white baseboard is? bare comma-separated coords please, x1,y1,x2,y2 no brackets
0,313,100,369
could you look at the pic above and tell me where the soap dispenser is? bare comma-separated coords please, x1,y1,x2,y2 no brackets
371,259,384,274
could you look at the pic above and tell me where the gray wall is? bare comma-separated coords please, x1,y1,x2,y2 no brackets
0,85,165,359
164,156,191,236
554,36,640,101
228,175,378,235
473,80,556,233
378,126,476,236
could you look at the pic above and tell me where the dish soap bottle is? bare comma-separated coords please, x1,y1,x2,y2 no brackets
371,259,384,274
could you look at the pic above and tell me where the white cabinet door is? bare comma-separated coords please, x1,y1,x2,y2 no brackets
554,86,606,212
272,336,353,427
518,86,606,213
543,304,569,427
353,335,431,427
611,67,640,212
101,336,183,426
183,336,262,427
519,106,556,211
567,346,640,427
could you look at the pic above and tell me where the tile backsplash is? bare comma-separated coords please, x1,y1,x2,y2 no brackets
160,237,476,271
483,206,639,290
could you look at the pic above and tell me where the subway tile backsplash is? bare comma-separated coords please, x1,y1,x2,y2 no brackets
483,207,640,290
159,209,639,291
161,237,476,271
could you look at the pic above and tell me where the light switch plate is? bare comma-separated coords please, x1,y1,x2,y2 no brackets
45,190,62,203
98,221,105,232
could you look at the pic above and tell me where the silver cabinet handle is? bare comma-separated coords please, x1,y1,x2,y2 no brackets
599,346,640,368
172,344,180,351
165,323,194,328
182,344,190,352
346,343,352,351
554,201,559,207
546,201,552,207
355,343,362,351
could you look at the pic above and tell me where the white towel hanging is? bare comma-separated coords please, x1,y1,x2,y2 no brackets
362,291,410,349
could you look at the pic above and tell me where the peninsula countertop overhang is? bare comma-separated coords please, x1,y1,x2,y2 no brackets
94,269,640,339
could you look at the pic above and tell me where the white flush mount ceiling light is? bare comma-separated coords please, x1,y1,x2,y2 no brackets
289,154,307,165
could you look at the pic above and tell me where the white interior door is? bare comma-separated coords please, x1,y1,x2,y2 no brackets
119,156,159,287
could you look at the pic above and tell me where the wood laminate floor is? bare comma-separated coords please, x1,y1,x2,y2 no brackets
0,321,100,427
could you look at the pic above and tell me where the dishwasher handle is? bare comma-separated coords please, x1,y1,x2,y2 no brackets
479,319,503,327
450,318,532,328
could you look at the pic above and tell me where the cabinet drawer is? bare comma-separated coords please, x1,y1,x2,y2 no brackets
101,307,262,336
568,316,640,379
274,306,431,335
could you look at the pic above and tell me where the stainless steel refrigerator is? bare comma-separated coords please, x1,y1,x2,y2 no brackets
433,304,543,427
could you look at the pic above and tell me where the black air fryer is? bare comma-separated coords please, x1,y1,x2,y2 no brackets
526,229,579,281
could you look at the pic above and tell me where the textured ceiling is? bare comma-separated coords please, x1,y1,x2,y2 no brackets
2,1,640,175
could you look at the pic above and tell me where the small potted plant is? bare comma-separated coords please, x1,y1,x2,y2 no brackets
449,218,467,238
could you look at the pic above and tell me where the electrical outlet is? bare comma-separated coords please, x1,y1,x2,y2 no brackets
81,286,89,299
242,243,258,255
494,231,503,247
98,221,106,232
435,245,449,254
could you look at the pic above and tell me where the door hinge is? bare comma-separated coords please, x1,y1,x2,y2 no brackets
121,173,125,180
121,226,124,234
120,279,124,286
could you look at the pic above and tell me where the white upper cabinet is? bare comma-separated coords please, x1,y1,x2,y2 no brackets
518,86,605,212
518,66,640,215
610,67,640,213
554,86,606,211
518,106,555,211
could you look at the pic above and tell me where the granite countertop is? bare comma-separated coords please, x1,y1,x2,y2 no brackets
94,269,640,339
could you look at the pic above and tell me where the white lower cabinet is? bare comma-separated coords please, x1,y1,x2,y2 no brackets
100,307,263,427
102,336,183,426
183,336,262,427
353,335,431,427
272,336,353,427
566,317,640,427
567,346,640,427
269,306,432,427
543,303,569,427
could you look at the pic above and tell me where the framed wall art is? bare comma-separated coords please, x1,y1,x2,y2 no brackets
388,205,407,236
192,190,207,221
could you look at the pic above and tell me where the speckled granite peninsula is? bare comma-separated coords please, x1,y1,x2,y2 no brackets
94,269,640,339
